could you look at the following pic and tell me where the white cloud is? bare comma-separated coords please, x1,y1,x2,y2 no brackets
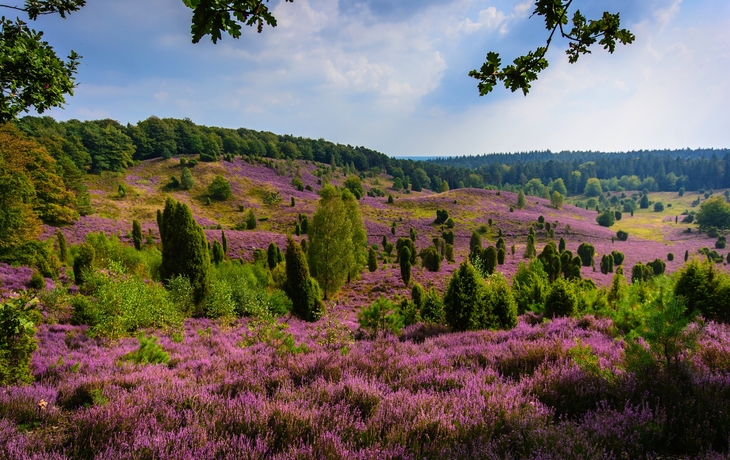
654,0,682,29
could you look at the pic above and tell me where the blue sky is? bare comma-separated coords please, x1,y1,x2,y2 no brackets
18,0,730,157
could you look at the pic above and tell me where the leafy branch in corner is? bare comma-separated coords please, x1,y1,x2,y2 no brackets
183,0,294,43
469,0,635,96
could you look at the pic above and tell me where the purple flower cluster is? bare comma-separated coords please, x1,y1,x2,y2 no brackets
1,316,729,458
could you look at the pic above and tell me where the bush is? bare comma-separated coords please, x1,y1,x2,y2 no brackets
207,175,232,201
577,243,595,267
596,210,615,227
399,246,412,286
285,237,324,322
368,247,377,272
73,243,95,285
76,263,183,340
122,335,170,365
611,250,625,266
444,261,488,332
616,230,629,241
358,297,403,338
445,217,455,228
708,226,720,238
716,236,726,249
544,278,577,318
0,294,40,385
654,202,664,212
180,167,194,190
419,246,442,272
434,209,449,224
668,253,674,261
28,270,45,290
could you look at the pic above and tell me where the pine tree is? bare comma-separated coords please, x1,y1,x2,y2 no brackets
343,188,368,282
285,236,324,322
444,261,488,331
497,248,505,265
399,246,412,287
381,235,388,250
159,198,211,305
409,227,417,242
368,247,378,272
132,220,143,251
524,234,536,259
246,210,257,229
221,231,228,255
559,237,566,253
56,230,67,264
483,246,498,275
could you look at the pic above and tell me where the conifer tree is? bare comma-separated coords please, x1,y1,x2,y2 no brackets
180,167,194,190
524,234,536,259
73,243,95,285
399,246,412,287
56,230,67,264
343,188,368,282
368,247,378,272
444,261,488,331
212,240,224,265
382,235,388,250
497,248,505,265
559,237,566,253
284,236,324,322
469,231,482,259
516,190,526,209
132,219,143,251
246,210,257,229
483,246,498,275
410,227,417,242
159,198,210,305
267,242,281,270
221,231,228,254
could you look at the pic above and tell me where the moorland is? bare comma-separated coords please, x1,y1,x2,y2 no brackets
2,116,730,459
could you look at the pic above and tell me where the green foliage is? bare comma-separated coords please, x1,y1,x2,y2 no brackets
132,220,143,251
82,232,161,280
0,294,40,385
675,260,730,323
419,246,442,272
73,242,94,285
367,246,377,272
640,194,650,209
631,262,653,284
584,178,603,197
434,209,449,224
207,174,232,200
159,198,210,305
0,14,81,122
358,297,404,338
544,278,578,318
212,240,224,265
122,335,170,366
57,230,67,263
267,242,282,270
396,237,417,265
550,190,564,209
485,272,518,330
76,263,183,340
600,253,614,275
285,237,324,322
717,236,726,249
28,269,44,289
537,241,561,282
654,202,664,212
387,194,393,204
516,190,526,209
242,318,309,356
180,167,194,190
596,210,615,227
399,246,412,286
444,261,487,331
616,230,629,241
445,244,455,263
577,243,595,267
165,275,196,318
524,233,536,259
482,246,498,275
497,247,505,265
558,237,566,253
696,196,730,230
409,227,417,242
204,278,236,321
611,250,625,266
343,175,364,199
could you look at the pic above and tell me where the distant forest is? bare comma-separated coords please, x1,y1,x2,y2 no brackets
12,116,730,202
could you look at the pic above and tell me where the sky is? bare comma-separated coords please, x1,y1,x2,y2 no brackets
16,0,730,157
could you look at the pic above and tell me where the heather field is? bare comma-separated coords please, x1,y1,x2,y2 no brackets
5,158,730,459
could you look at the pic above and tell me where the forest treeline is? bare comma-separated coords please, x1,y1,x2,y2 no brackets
9,115,730,219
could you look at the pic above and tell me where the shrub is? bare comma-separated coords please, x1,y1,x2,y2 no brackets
443,230,455,245
28,269,44,290
79,264,183,340
614,210,622,221
482,246,498,275
159,198,211,305
204,278,236,321
716,236,726,249
434,209,449,224
524,234,536,259
399,246,412,286
611,250,625,266
558,237,566,253
485,272,518,329
708,226,720,238
577,243,595,267
132,220,143,251
497,248,505,265
649,258,666,276
267,242,282,270
445,244,455,263
285,237,324,322
668,252,674,261
0,294,40,385
245,210,257,230
654,202,664,212
73,243,95,285
207,175,232,201
419,246,442,272
358,297,403,338
387,195,393,204
180,167,194,190
516,190,526,209
368,247,377,272
616,230,629,241
445,217,455,228
122,335,169,365
117,184,126,198
600,254,614,275
444,261,488,331
544,278,578,318
57,230,68,264
596,210,615,227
